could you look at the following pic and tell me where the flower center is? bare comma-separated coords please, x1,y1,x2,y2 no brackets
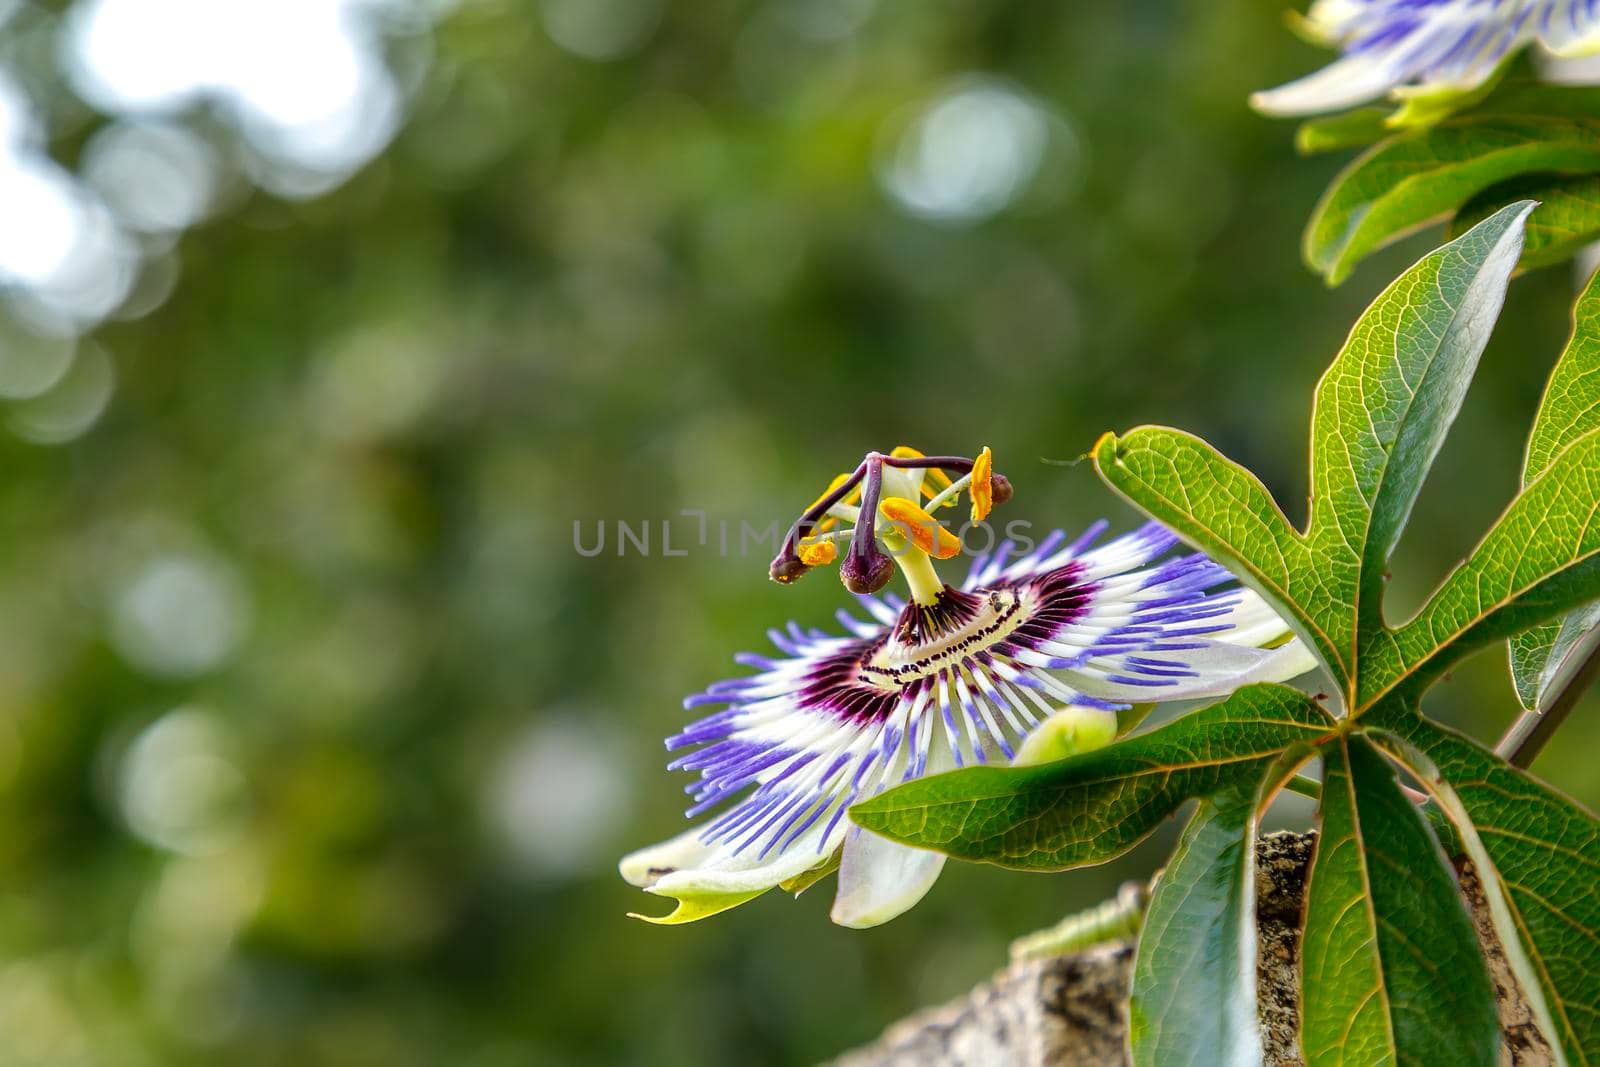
858,586,1027,688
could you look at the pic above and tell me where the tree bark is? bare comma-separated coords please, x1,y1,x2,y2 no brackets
830,831,1552,1067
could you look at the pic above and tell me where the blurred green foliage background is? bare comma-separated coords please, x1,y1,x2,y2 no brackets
0,0,1594,1064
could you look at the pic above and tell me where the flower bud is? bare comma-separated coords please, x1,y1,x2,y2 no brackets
1013,706,1118,766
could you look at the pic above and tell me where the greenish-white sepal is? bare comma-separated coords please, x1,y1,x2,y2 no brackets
623,821,842,924
778,848,840,897
619,825,717,889
1384,51,1519,128
629,887,769,926
830,828,946,929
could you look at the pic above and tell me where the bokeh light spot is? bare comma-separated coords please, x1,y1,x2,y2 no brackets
108,552,250,678
118,708,249,855
67,0,409,189
484,715,632,879
82,121,218,233
539,0,663,61
8,342,114,443
879,76,1054,224
0,311,75,400
312,320,448,443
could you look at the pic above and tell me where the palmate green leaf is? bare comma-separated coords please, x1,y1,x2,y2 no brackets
1508,270,1600,710
1523,272,1600,484
1452,174,1600,274
1128,794,1261,1067
1087,426,1331,670
1357,425,1600,708
1097,202,1600,714
1372,714,1600,1065
1512,622,1565,710
848,685,1334,870
1128,756,1304,1067
1094,203,1531,701
1307,116,1600,284
1080,205,1600,1060
1300,732,1496,1067
1310,202,1528,652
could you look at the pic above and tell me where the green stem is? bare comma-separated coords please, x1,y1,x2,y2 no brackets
1009,881,1149,961
1284,773,1322,802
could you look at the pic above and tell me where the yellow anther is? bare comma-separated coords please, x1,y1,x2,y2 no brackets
879,497,962,560
808,471,861,533
797,539,837,566
970,446,994,523
892,445,955,507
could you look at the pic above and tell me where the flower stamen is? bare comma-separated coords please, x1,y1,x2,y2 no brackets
797,539,836,566
880,497,962,560
970,446,994,523
770,447,1011,601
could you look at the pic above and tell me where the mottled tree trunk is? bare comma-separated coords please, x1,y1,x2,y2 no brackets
830,832,1551,1067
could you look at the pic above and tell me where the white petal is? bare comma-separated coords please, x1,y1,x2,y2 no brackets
648,818,845,897
1063,638,1318,703
1250,52,1404,116
619,825,718,888
1301,0,1365,43
1210,589,1297,648
1546,27,1600,58
1199,637,1320,692
829,826,947,929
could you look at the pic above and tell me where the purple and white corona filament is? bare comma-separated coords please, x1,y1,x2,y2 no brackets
1252,0,1600,116
620,448,1315,928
